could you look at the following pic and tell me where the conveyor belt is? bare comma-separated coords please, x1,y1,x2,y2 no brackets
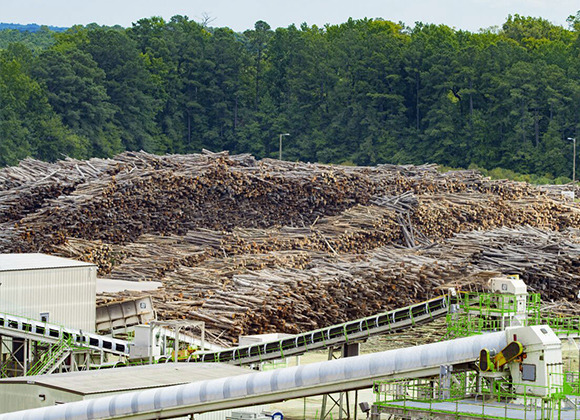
0,312,129,356
195,295,448,364
0,296,448,364
0,326,510,420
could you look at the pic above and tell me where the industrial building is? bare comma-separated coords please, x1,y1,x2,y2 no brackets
0,253,97,331
3,255,580,420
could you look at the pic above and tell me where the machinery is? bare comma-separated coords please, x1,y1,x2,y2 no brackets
372,325,570,419
2,324,576,420
4,275,580,419
446,274,580,341
370,275,580,419
478,325,564,398
447,274,540,338
0,309,212,377
0,328,509,419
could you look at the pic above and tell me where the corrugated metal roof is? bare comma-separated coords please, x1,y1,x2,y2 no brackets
0,363,250,395
0,254,94,272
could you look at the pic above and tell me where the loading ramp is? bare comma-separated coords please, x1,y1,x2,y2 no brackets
0,295,449,375
0,312,129,356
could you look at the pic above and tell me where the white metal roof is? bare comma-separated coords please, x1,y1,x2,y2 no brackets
96,278,161,293
0,362,250,395
0,254,95,272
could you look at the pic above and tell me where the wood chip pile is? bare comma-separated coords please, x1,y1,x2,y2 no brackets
1,150,579,345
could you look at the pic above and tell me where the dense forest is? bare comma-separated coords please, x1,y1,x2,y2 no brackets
0,13,579,181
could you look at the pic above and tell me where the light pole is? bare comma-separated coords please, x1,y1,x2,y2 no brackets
568,137,577,183
279,133,290,160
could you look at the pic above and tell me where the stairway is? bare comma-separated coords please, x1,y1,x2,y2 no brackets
27,338,74,376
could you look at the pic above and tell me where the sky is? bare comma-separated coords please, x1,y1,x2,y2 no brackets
0,0,578,32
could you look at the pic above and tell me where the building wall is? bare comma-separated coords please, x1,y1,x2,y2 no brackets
0,266,96,331
196,406,271,420
0,383,83,414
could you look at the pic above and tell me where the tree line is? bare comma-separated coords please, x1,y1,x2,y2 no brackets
0,14,579,181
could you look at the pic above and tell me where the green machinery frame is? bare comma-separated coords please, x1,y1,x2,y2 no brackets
446,291,580,339
373,369,580,420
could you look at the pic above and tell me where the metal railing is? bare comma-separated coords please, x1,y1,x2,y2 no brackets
194,295,449,365
446,291,580,339
27,337,75,376
0,311,129,356
374,372,575,420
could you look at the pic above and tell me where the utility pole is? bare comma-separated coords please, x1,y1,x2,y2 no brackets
279,133,290,160
568,137,577,183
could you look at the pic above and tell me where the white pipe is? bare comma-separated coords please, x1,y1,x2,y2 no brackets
0,331,507,420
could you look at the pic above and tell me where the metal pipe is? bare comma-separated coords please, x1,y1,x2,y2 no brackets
0,331,507,420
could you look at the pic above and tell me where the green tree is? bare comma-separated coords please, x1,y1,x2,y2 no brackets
82,28,163,152
244,21,273,111
0,46,86,164
33,46,121,157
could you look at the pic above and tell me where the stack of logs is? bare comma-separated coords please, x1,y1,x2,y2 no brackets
94,226,580,345
1,151,579,345
0,150,544,252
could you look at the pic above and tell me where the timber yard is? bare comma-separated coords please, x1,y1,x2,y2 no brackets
3,151,580,420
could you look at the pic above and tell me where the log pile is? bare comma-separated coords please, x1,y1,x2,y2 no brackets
1,151,580,344
97,225,580,344
412,194,580,240
430,226,580,300
0,151,544,252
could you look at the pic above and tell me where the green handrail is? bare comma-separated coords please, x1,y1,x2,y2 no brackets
27,336,75,376
0,362,9,378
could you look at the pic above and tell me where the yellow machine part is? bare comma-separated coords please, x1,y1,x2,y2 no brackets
479,348,493,372
479,341,523,372
494,340,523,368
